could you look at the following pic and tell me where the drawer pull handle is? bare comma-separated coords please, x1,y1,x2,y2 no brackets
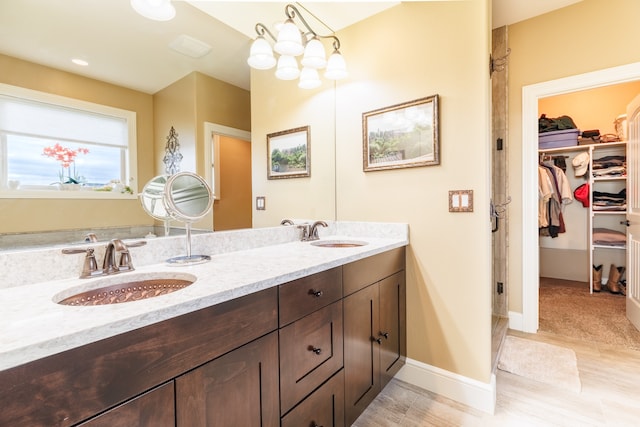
309,289,323,297
309,346,322,355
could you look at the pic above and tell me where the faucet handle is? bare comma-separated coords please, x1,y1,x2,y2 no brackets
62,247,103,278
116,240,146,272
118,250,134,272
126,240,147,248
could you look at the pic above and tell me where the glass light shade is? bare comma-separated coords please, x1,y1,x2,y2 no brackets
325,50,348,80
298,67,322,89
301,38,327,69
275,55,300,80
247,36,276,70
274,19,304,56
130,0,176,21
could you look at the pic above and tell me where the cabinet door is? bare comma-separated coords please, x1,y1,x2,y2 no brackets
281,370,345,427
343,284,380,426
175,332,279,427
280,301,344,413
378,271,406,388
78,382,174,427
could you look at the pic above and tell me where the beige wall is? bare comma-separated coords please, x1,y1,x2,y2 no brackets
337,1,491,382
507,0,640,314
154,72,251,231
0,54,154,233
251,65,337,227
252,1,492,382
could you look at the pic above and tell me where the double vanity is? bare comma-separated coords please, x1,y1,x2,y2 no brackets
0,221,408,426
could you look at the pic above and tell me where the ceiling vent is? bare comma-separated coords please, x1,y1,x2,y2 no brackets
169,35,212,58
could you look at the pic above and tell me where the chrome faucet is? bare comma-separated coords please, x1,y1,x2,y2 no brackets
280,219,294,225
308,221,328,241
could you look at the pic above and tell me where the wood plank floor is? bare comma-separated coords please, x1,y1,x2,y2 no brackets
354,329,640,426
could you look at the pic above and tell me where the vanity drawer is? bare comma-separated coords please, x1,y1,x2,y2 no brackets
279,300,343,413
343,246,405,296
279,267,342,326
281,370,345,427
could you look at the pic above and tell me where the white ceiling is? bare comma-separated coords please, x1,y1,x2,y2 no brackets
0,0,583,94
492,0,583,29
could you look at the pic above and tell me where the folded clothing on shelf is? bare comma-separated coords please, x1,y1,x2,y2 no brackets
592,155,626,178
593,227,626,246
592,188,626,211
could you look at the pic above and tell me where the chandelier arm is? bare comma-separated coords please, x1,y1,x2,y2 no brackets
315,35,340,51
255,23,277,43
283,4,341,50
285,4,317,37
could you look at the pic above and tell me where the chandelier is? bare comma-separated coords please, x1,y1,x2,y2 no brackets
247,4,348,89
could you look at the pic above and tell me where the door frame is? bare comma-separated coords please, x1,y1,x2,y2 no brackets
203,122,251,200
520,62,640,333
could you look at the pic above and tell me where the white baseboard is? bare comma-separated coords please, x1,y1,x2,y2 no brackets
508,310,524,331
394,358,496,414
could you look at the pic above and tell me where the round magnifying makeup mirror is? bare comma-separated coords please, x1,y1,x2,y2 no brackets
139,175,172,236
163,172,213,265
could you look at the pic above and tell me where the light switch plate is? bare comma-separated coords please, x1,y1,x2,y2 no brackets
449,190,473,212
256,196,266,210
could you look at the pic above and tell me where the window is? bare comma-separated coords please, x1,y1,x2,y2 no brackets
0,84,137,198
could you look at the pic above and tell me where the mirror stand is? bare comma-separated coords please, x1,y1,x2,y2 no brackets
166,223,211,265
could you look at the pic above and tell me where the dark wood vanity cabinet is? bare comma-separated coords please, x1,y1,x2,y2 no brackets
343,249,406,426
281,370,345,427
278,267,345,423
77,382,175,427
175,332,280,427
0,288,278,427
0,247,405,427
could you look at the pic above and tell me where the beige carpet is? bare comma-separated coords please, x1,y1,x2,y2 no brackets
498,335,582,393
539,277,640,351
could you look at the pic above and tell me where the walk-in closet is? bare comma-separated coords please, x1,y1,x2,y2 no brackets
537,81,640,348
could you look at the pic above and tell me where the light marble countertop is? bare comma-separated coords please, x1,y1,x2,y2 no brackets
0,222,408,371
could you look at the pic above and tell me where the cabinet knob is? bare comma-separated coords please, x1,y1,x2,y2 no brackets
380,331,389,339
374,337,383,344
309,289,323,297
309,346,322,355
311,423,324,427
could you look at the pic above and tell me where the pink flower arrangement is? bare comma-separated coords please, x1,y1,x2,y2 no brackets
42,143,90,184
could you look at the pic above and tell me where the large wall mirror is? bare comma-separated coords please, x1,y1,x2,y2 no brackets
0,0,337,248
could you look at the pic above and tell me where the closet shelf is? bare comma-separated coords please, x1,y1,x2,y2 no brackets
593,176,626,182
592,211,626,215
592,244,626,250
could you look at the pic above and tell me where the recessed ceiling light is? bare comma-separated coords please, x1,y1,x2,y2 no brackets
71,58,89,66
130,0,176,21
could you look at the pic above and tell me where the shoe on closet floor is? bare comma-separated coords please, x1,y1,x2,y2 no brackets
606,264,625,294
592,264,603,292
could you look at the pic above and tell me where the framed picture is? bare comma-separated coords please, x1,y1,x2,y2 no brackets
362,95,439,172
267,126,311,179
